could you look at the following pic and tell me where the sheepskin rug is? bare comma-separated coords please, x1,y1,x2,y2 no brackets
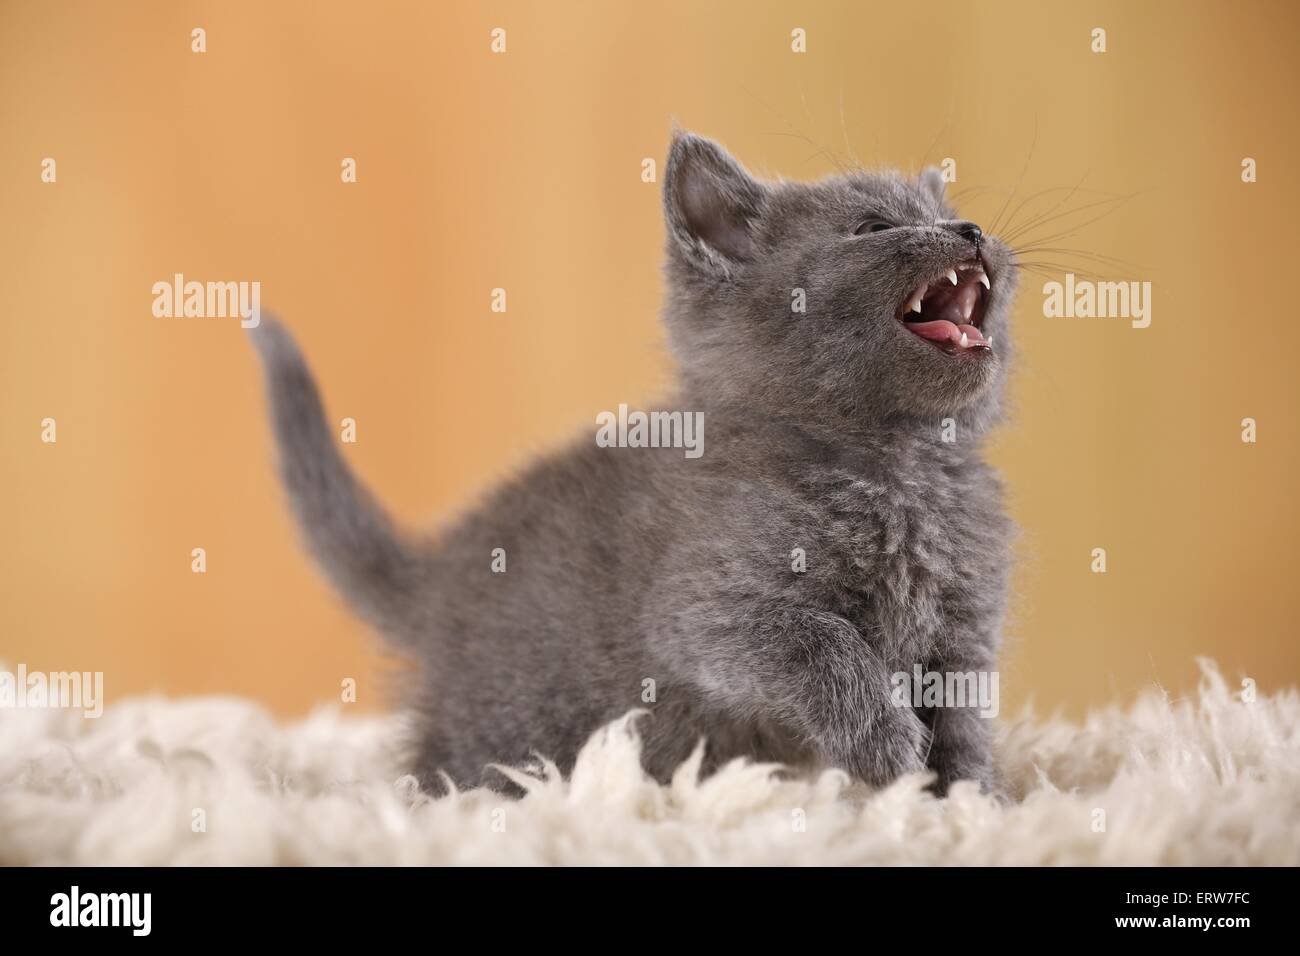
1,661,1297,866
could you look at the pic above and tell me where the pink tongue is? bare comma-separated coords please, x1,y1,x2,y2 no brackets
905,320,987,347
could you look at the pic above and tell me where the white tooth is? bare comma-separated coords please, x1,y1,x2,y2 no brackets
908,290,924,313
946,269,959,285
987,335,994,348
978,273,991,290
960,332,969,347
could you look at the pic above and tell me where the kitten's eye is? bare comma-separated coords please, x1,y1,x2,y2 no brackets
853,219,894,235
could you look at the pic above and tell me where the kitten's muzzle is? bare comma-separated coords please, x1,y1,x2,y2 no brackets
938,219,984,250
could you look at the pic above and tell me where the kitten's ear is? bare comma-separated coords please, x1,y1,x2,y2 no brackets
664,132,767,274
919,166,947,209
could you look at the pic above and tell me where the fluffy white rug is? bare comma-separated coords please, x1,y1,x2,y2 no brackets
1,661,1296,865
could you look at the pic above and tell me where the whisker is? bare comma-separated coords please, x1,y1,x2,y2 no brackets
1012,245,1142,271
744,85,857,175
988,119,1038,235
838,88,865,173
760,129,854,174
949,184,1018,206
1002,191,1139,245
1011,259,1110,281
998,174,1097,241
1006,202,1137,255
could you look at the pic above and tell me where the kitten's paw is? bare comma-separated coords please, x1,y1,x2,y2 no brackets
929,761,1004,801
839,705,928,787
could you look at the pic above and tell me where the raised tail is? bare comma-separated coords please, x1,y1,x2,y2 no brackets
250,319,424,644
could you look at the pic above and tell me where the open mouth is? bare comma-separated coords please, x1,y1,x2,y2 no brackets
896,261,992,354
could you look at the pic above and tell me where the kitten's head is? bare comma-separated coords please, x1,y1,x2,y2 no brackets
661,131,1017,438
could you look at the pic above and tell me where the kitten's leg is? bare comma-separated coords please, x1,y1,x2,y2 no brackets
923,651,1000,796
925,702,996,796
658,605,928,787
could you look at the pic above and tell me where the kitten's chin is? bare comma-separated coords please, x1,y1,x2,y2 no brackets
895,354,1002,419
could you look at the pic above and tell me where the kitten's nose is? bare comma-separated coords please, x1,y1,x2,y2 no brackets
946,220,983,248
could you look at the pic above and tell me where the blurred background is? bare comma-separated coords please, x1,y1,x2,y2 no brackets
2,0,1297,718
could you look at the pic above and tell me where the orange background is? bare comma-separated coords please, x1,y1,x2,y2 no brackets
2,0,1297,718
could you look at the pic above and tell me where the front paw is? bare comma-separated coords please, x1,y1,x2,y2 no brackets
929,758,1000,799
839,705,928,787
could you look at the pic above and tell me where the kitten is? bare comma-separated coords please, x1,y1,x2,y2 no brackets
251,130,1016,796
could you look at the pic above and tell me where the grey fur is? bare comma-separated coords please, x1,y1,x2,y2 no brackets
251,130,1016,797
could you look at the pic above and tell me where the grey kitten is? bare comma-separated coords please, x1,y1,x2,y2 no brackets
251,130,1016,797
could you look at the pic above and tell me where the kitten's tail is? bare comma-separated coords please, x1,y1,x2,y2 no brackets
249,319,424,644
